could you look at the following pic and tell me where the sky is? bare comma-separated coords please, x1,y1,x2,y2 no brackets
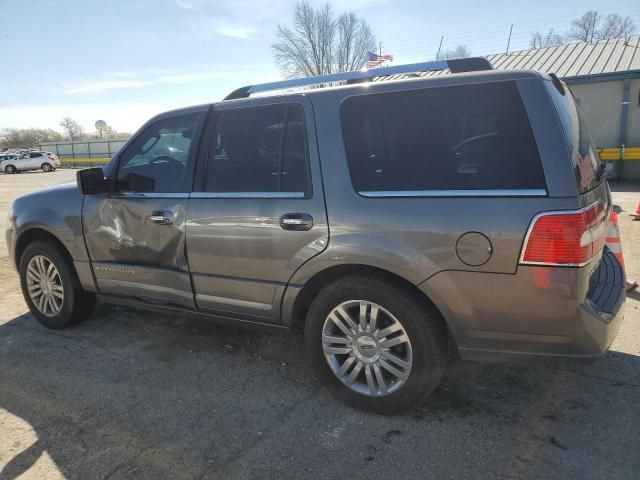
1,0,639,134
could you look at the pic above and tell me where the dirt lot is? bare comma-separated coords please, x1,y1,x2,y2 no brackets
1,170,639,479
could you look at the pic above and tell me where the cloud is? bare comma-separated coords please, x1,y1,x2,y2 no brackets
331,0,387,9
0,102,175,133
175,0,387,41
215,25,256,39
65,79,153,94
177,0,284,40
175,0,202,10
62,66,262,95
157,71,233,84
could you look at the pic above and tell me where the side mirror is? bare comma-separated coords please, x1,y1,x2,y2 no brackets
77,167,108,194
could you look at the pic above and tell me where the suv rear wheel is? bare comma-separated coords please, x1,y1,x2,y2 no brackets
41,163,52,172
19,241,96,329
305,273,447,414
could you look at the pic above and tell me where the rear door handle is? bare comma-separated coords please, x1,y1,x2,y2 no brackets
280,213,313,231
150,209,175,225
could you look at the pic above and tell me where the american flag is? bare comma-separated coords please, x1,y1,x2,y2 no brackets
367,52,394,69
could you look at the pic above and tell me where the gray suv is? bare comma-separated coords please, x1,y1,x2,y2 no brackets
6,59,625,413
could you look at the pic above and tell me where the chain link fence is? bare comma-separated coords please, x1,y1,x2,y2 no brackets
38,139,128,168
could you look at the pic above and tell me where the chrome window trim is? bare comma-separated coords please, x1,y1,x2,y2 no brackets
191,192,306,199
110,192,190,199
359,189,547,198
518,200,604,267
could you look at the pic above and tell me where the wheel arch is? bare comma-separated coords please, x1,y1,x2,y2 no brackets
15,228,73,269
284,263,452,337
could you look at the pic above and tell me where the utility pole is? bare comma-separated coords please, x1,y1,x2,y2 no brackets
379,41,383,58
436,35,444,60
506,24,513,54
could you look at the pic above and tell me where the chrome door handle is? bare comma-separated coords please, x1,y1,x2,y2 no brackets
280,213,313,231
150,210,174,225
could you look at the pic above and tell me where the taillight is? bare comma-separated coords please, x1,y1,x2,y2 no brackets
521,202,606,266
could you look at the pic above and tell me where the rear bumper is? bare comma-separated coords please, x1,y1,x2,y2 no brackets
420,248,625,362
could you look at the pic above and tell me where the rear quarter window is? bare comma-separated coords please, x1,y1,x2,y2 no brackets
340,81,545,194
545,81,602,194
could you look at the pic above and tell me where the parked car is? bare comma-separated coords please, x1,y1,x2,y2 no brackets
6,59,625,413
44,151,59,162
1,151,60,173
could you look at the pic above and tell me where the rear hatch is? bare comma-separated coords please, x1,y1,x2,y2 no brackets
519,78,611,269
542,77,624,316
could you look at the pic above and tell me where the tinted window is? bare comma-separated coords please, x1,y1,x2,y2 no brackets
116,113,201,193
546,81,602,193
204,104,310,194
341,82,545,193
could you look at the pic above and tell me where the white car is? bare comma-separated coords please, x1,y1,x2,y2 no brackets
1,151,60,174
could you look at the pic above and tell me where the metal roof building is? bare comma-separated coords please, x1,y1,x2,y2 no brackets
487,35,640,78
378,35,640,179
378,35,640,80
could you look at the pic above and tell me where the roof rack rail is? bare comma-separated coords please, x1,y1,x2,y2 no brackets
224,57,492,100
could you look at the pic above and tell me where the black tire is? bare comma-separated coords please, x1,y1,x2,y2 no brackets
304,273,447,414
41,163,52,172
5,165,16,174
19,241,96,329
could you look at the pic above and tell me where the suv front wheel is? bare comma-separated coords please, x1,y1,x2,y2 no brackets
305,273,447,414
19,241,96,329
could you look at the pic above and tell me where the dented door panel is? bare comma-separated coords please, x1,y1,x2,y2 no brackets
82,193,194,308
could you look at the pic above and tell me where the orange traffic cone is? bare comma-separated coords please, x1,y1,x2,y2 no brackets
631,199,640,220
607,211,638,291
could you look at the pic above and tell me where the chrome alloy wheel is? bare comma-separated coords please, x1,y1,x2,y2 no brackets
322,300,413,396
26,255,64,317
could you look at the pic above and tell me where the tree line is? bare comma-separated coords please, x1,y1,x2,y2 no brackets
0,117,130,149
530,10,636,48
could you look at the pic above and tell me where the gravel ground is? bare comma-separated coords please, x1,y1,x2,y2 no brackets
0,169,639,479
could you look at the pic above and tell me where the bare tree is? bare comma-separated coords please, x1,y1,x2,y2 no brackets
59,117,84,141
530,28,566,48
335,13,376,72
436,45,471,60
568,10,600,42
568,10,635,43
272,1,376,78
598,14,636,40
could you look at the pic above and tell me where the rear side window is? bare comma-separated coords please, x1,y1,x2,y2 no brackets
341,81,545,193
546,81,602,193
203,104,310,195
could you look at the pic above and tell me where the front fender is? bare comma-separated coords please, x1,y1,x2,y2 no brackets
10,182,95,291
13,185,88,263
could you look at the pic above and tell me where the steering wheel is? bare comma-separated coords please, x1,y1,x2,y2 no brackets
150,155,182,168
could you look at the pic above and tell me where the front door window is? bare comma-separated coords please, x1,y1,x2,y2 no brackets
116,114,201,193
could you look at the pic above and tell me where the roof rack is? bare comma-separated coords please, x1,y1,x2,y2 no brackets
224,57,492,100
